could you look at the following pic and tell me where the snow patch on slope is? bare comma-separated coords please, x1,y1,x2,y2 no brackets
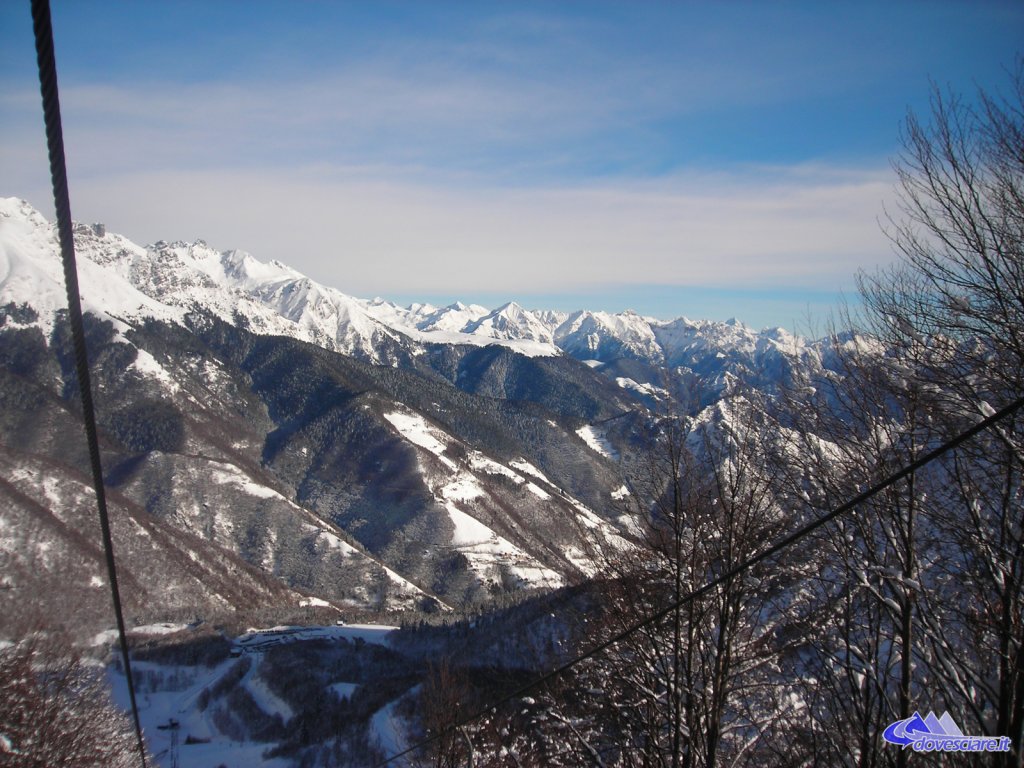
444,503,563,588
441,474,486,502
383,410,457,469
576,424,619,460
616,377,669,399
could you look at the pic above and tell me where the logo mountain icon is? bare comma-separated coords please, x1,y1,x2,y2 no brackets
883,711,963,747
882,711,1009,753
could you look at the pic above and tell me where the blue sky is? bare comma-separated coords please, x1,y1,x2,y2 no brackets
2,1,1022,330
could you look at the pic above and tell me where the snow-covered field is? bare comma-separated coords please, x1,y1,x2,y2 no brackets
106,622,400,768
109,654,291,768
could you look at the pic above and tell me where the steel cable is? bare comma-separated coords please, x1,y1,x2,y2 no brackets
30,0,148,764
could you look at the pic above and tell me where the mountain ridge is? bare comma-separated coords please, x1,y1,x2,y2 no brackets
1,197,810,371
0,195,832,629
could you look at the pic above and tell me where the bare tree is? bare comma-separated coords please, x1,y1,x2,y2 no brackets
417,656,477,768
874,63,1024,398
780,332,941,768
872,62,1024,768
783,61,1024,767
580,393,805,768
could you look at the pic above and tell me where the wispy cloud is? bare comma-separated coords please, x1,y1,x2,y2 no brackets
40,68,627,179
4,0,1018,327
4,3,916,182
60,163,895,302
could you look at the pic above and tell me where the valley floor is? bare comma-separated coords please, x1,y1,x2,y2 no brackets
107,622,407,768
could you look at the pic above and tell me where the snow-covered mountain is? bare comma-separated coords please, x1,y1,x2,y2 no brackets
0,198,650,627
0,196,832,634
0,199,185,337
11,194,1016,768
69,218,416,364
2,197,817,380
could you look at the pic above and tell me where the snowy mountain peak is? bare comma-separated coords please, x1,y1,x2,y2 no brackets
466,301,555,344
0,197,185,337
415,301,489,333
220,248,304,288
0,197,49,229
553,308,664,363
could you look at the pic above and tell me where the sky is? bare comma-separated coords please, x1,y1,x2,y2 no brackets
2,1,1022,331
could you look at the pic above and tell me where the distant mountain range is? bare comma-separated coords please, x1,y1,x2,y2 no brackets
0,196,833,632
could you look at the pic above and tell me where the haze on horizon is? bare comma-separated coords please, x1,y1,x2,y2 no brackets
2,1,1022,331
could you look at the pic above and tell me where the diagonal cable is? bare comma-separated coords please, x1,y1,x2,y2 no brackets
30,0,148,764
374,393,1024,767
